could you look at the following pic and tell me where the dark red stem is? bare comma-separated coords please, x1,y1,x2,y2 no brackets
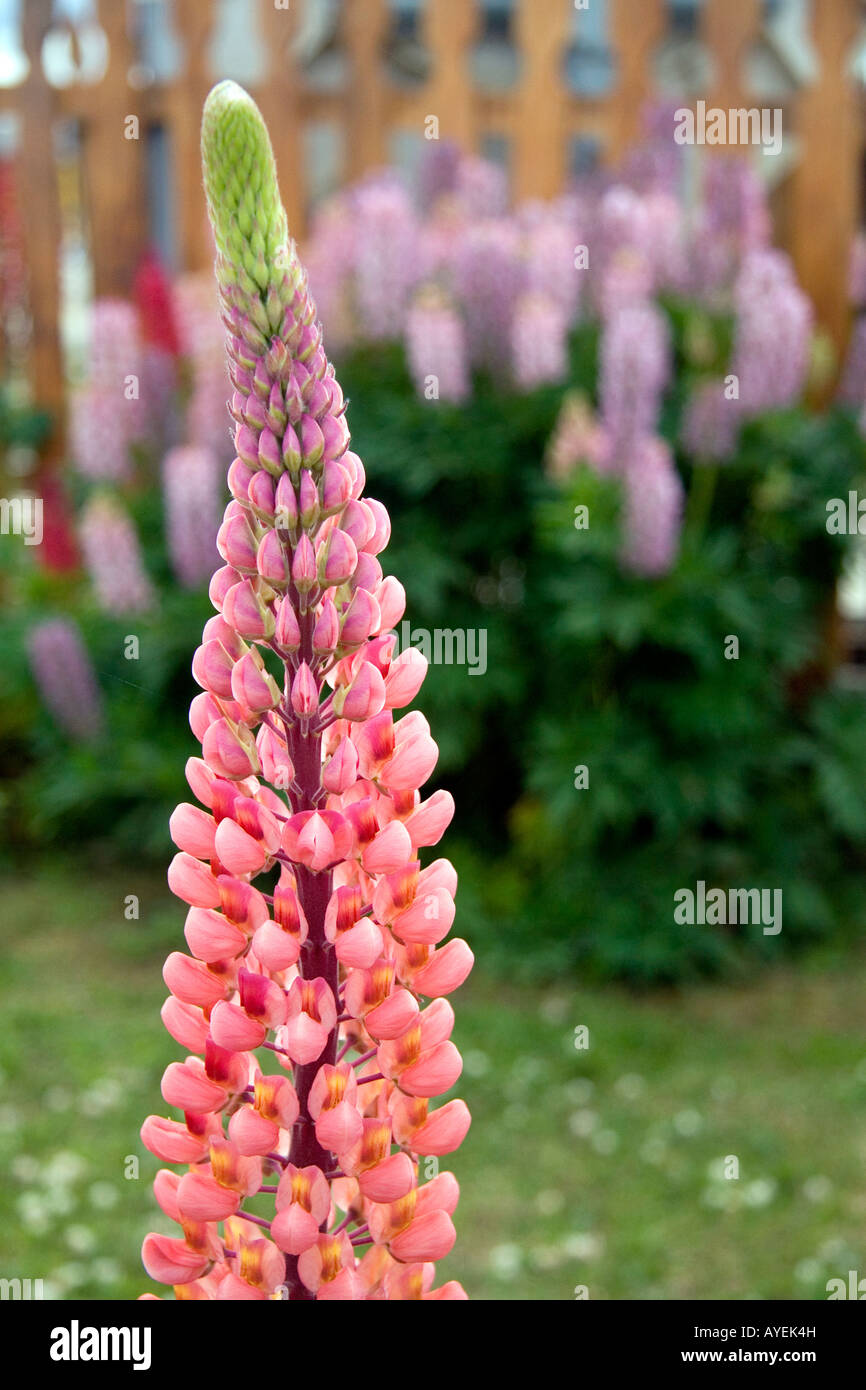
282,592,339,1301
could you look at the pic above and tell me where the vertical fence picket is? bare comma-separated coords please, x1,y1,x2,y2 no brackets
342,0,389,177
171,0,217,273
607,0,666,163
257,0,305,241
512,0,571,201
702,0,761,112
787,0,861,364
83,0,146,296
16,0,64,453
422,0,478,151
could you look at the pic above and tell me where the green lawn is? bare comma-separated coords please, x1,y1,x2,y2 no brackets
1,865,864,1300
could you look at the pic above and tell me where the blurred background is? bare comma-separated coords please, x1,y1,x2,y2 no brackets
2,0,866,1301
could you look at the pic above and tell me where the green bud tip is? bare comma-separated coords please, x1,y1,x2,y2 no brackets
200,80,290,300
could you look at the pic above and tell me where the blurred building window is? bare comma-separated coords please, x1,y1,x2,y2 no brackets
568,132,602,178
0,0,27,87
131,0,183,85
667,0,700,39
480,131,511,188
389,126,425,192
146,124,175,268
303,121,344,211
208,0,266,87
746,0,815,99
564,0,614,98
293,0,345,92
471,0,519,92
52,0,95,24
654,0,711,96
43,0,107,87
384,0,429,88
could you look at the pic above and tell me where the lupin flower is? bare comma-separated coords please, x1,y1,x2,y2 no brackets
453,154,509,220
454,219,522,374
134,252,182,449
417,139,461,213
304,196,357,356
510,291,568,391
589,186,652,313
545,392,608,480
732,250,812,416
681,378,739,463
140,82,473,1303
690,159,770,299
134,250,182,358
28,617,104,741
69,299,144,481
162,445,223,589
79,493,154,614
176,274,235,463
405,288,470,404
850,231,866,311
352,177,422,342
620,436,684,578
838,315,866,408
521,206,582,325
599,300,670,470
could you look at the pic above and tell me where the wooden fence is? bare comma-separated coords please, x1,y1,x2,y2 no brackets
1,0,864,461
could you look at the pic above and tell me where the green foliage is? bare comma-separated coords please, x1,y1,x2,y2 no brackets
4,309,866,983
512,403,866,981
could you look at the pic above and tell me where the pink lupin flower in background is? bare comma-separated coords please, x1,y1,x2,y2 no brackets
416,138,461,213
453,153,509,220
510,291,568,391
689,159,770,301
521,204,582,325
405,287,470,404
732,250,813,416
454,218,523,374
134,249,182,358
642,191,688,296
352,177,422,342
849,231,866,311
139,81,472,1303
304,195,357,356
838,315,866,408
134,251,183,450
596,248,654,321
27,618,104,741
175,274,234,464
620,100,684,197
702,159,770,260
69,299,144,481
545,392,608,480
681,378,739,463
620,437,684,578
599,300,670,470
79,493,155,614
162,445,223,589
589,185,652,313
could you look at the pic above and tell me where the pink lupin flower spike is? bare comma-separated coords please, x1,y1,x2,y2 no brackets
139,82,473,1303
